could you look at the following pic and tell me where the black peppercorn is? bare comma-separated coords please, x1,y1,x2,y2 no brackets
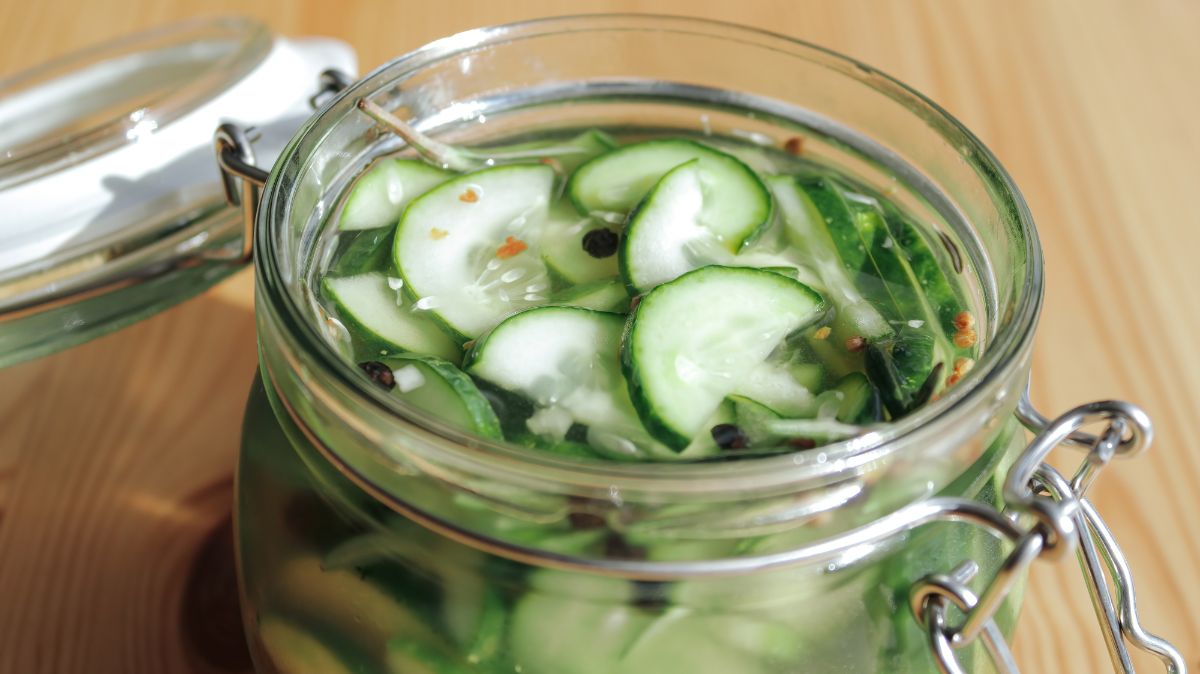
359,361,396,390
581,228,619,258
710,423,750,450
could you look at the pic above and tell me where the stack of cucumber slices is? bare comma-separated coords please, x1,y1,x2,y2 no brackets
322,129,973,461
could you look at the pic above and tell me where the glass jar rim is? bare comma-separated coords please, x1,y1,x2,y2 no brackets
257,13,1044,496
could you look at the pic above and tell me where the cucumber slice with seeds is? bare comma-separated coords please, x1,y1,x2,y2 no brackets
323,273,462,364
618,160,707,294
569,139,770,247
620,160,781,294
340,158,453,231
466,306,654,449
623,266,827,449
394,164,555,339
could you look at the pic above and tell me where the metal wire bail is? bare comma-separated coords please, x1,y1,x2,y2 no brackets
212,69,354,262
911,389,1187,673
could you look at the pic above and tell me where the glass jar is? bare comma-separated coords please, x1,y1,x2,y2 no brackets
233,15,1181,674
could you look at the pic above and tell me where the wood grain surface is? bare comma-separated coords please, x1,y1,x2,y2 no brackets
0,1,1197,672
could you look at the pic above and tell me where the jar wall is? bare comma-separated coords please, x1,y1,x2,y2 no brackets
243,16,1044,674
238,374,1026,674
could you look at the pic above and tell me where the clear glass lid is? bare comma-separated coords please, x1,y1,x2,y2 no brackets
0,16,355,367
0,17,271,189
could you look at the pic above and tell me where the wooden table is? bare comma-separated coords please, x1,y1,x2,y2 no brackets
1,1,1196,672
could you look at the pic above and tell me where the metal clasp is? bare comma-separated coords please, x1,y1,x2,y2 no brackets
212,69,353,262
911,390,1187,673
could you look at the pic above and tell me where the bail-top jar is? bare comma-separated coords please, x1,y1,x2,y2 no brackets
231,16,1184,674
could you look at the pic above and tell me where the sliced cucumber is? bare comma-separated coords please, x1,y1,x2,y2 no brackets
770,175,951,417
877,203,970,339
760,264,825,290
541,200,620,286
259,615,360,674
328,228,394,277
729,376,879,448
618,159,799,292
677,399,734,459
789,362,826,392
569,139,770,248
822,180,960,416
619,160,710,293
466,306,652,447
618,608,790,674
273,555,441,657
322,530,431,571
323,273,462,364
482,129,618,173
730,359,817,418
767,175,892,341
394,164,555,339
442,575,505,664
384,354,502,438
640,537,744,563
830,371,884,424
728,395,786,448
511,574,651,674
798,178,873,274
864,325,940,418
669,565,881,670
550,278,631,313
623,266,827,449
702,137,788,175
340,158,453,231
385,641,471,674
322,527,502,666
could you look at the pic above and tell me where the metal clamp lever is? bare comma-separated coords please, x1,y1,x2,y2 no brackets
912,391,1187,674
212,69,354,262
